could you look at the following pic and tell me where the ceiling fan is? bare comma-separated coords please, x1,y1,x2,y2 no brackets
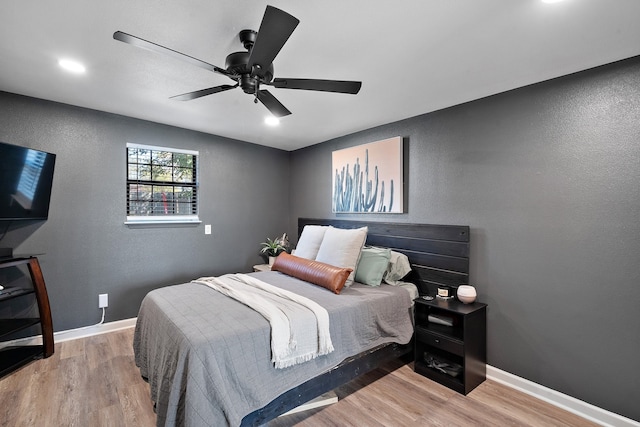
113,5,362,118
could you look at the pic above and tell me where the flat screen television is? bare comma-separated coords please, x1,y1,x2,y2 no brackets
0,141,56,221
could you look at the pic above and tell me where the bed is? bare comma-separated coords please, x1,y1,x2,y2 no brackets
134,218,470,426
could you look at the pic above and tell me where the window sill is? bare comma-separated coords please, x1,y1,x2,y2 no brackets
125,216,202,229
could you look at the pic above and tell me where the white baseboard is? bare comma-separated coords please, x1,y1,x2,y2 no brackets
0,317,137,350
487,365,640,427
54,317,137,343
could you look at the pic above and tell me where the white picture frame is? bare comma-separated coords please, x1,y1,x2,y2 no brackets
332,136,403,213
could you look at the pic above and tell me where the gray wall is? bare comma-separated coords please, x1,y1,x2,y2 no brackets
0,91,290,331
289,57,640,421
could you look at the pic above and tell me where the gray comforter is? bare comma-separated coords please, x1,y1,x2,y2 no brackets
133,270,414,427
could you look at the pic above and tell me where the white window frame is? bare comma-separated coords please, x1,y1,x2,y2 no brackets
125,143,201,227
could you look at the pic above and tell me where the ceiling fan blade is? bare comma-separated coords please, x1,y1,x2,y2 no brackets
170,84,238,101
257,90,292,117
270,78,362,94
113,31,233,77
248,6,299,71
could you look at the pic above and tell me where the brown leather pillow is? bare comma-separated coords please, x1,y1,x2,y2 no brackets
272,252,352,294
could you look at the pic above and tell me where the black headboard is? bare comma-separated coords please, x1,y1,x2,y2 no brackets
298,218,470,295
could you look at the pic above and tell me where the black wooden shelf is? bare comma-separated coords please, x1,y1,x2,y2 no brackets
0,346,45,377
0,257,53,378
0,287,35,302
0,318,41,338
415,360,465,393
416,321,464,342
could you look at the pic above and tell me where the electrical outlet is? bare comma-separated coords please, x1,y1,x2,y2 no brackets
98,293,108,308
205,224,212,235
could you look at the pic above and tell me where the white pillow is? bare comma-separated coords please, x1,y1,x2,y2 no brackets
294,225,328,260
383,250,412,285
315,226,368,287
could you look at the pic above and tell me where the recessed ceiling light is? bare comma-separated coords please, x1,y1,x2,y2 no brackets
58,59,86,74
541,0,565,3
265,116,280,126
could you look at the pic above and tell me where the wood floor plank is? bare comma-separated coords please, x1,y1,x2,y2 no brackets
0,328,599,427
26,362,61,425
106,329,135,357
85,333,116,370
338,381,417,426
118,381,156,427
110,354,142,393
58,335,85,359
86,360,122,411
88,404,127,427
468,380,600,427
52,357,89,426
425,392,532,427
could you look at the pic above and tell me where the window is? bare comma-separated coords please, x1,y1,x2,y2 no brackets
125,143,200,225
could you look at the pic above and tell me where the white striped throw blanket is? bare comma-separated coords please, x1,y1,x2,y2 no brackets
192,273,334,368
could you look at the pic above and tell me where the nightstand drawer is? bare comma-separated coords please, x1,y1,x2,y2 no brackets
416,327,464,357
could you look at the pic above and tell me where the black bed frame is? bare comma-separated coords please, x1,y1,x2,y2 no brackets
241,218,470,426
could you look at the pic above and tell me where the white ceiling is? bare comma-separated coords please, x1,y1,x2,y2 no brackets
1,1,639,151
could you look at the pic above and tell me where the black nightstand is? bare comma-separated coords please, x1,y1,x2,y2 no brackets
414,297,486,395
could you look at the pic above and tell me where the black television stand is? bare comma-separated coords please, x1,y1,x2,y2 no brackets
0,256,54,377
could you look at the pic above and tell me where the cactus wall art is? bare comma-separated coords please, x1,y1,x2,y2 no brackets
332,136,403,213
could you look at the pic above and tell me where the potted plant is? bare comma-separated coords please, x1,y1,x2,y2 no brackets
260,234,289,265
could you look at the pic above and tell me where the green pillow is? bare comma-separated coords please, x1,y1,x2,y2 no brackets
355,247,392,286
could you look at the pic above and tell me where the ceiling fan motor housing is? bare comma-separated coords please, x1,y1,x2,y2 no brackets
226,51,274,93
226,29,275,93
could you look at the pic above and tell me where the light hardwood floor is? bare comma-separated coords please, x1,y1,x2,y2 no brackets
0,328,596,427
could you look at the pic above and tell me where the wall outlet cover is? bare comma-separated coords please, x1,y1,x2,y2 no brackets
98,293,108,308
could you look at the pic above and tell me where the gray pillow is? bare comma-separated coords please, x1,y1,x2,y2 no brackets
384,250,411,285
355,246,392,286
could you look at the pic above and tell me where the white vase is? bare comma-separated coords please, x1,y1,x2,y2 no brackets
268,256,276,266
457,285,477,304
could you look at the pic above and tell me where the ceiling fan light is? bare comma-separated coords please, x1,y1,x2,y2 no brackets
265,116,280,126
58,59,86,74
